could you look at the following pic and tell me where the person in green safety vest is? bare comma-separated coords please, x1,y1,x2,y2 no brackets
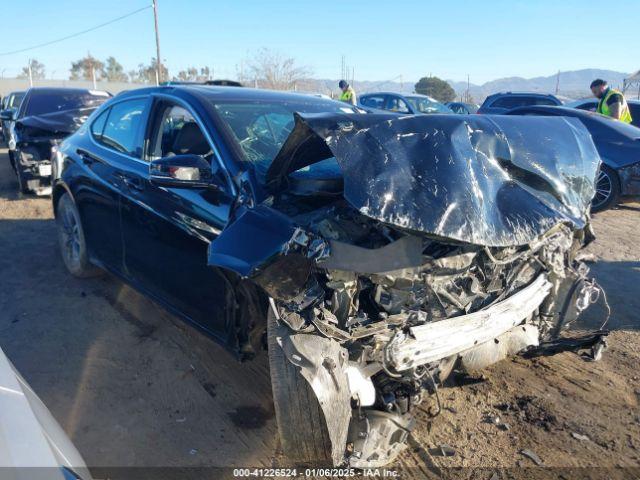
338,80,356,105
590,78,633,124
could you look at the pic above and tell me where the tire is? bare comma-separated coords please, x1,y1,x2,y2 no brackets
591,164,620,213
267,309,333,466
15,161,30,194
8,149,16,171
55,193,102,278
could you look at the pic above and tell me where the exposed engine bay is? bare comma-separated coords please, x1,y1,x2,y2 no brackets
208,113,608,468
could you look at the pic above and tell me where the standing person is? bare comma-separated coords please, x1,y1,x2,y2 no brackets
338,80,356,105
590,79,633,123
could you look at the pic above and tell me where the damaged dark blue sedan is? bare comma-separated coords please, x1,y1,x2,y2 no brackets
53,86,608,468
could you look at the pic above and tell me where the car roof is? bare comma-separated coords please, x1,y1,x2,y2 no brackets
116,85,344,106
487,91,558,98
25,87,109,96
567,97,640,105
360,91,400,96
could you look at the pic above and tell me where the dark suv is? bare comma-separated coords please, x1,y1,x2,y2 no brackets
478,92,562,114
5,87,110,194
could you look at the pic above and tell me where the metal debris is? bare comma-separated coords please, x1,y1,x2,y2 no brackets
520,448,543,466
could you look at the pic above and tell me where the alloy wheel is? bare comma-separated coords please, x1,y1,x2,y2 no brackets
60,206,81,265
592,169,612,210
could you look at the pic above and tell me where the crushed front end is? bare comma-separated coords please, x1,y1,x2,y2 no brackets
209,113,606,468
14,108,94,195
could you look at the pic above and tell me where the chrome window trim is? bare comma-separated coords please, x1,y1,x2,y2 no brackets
150,92,236,196
87,94,150,166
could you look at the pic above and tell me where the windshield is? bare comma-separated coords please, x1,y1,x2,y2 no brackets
212,99,358,177
8,92,25,109
405,96,452,114
25,90,110,117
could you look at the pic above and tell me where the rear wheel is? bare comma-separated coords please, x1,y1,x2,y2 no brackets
56,193,102,278
591,165,620,212
267,309,333,466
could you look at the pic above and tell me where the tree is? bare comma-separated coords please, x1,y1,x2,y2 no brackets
130,58,168,84
18,59,45,80
173,66,214,83
104,56,128,82
241,48,310,90
414,76,456,103
70,54,105,81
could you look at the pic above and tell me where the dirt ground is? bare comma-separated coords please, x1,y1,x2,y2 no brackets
0,148,638,480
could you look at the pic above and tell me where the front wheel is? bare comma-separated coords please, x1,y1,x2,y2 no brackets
591,164,620,213
267,309,333,466
55,193,102,278
14,161,30,194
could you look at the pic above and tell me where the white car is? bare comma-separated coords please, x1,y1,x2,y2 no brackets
0,346,92,480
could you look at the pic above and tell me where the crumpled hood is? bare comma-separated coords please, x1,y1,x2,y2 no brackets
17,107,97,137
266,113,600,247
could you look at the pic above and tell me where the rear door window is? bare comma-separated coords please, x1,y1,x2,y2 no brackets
533,97,559,106
361,95,386,109
386,96,410,113
492,96,556,109
98,98,147,157
90,109,109,140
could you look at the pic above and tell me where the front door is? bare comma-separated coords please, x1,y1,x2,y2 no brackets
119,98,234,341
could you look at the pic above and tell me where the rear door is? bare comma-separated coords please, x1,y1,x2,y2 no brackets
118,96,235,340
75,96,149,274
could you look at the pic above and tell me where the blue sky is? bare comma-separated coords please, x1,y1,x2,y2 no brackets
0,0,637,83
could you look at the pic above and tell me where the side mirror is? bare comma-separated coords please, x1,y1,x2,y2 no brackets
0,109,15,121
149,154,214,188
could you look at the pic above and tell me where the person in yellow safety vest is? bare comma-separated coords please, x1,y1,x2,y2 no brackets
338,80,356,105
590,78,633,124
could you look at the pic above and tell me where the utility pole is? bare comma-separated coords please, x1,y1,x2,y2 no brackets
27,59,33,87
555,70,560,95
91,65,97,89
152,0,163,84
467,74,470,103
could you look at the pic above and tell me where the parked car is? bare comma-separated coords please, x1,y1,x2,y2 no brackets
359,92,452,114
506,105,640,211
3,87,111,194
565,98,640,128
446,101,479,114
0,345,92,479
53,86,604,468
0,90,25,162
477,92,562,114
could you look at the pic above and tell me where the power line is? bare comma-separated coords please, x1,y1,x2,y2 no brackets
0,5,152,56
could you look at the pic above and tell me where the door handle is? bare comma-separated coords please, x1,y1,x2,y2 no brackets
76,149,97,166
120,173,144,191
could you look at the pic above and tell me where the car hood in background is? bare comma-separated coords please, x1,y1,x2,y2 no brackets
266,113,600,247
17,107,98,137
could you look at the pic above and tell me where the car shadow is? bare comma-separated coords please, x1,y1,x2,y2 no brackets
0,216,278,471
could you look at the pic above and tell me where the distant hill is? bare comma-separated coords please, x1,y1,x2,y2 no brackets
447,69,629,102
297,69,632,102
